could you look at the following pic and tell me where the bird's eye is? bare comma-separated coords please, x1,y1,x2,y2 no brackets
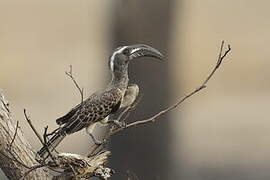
122,49,129,56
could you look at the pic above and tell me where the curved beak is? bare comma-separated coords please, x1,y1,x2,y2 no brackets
128,44,164,60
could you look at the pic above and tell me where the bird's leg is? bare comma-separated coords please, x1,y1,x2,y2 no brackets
119,84,140,122
116,106,132,123
46,127,61,137
88,133,103,145
120,84,139,110
107,84,139,129
85,122,103,145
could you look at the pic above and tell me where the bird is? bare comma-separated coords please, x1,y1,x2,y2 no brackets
36,44,163,160
85,83,140,145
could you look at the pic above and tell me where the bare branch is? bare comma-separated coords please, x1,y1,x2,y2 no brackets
117,93,143,123
202,41,231,85
65,65,84,104
0,92,52,179
24,109,59,157
0,151,30,170
110,41,231,135
43,126,55,162
0,99,9,113
24,109,44,145
9,121,19,149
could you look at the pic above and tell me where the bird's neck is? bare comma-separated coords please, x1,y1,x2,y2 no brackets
110,70,129,91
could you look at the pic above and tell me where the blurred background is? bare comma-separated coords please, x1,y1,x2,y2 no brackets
1,0,270,179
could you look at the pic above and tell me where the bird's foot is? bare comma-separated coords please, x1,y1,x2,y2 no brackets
94,140,103,146
108,120,126,128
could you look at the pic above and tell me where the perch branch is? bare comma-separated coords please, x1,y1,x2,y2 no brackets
117,93,143,123
110,41,231,135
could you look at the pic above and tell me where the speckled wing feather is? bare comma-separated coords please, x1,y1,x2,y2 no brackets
56,87,122,134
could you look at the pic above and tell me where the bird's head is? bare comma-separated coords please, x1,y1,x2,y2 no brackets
108,44,163,73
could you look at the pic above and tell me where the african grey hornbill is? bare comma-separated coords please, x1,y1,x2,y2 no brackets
37,44,163,159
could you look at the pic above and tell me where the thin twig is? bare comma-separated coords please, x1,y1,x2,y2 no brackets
65,65,84,105
6,121,31,169
117,93,143,122
202,41,231,85
0,151,30,169
24,109,60,157
9,121,19,149
110,41,231,135
0,99,10,113
108,94,143,133
23,109,44,145
43,126,55,162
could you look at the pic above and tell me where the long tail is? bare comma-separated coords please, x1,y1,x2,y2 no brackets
36,131,66,160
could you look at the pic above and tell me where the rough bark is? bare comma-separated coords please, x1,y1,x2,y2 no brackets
0,92,112,180
0,93,51,179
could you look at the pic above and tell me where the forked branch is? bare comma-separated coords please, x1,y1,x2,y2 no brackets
65,65,84,104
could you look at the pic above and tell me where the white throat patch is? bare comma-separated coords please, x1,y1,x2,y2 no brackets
109,46,127,71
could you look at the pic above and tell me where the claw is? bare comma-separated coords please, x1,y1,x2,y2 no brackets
120,121,127,128
108,120,126,128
